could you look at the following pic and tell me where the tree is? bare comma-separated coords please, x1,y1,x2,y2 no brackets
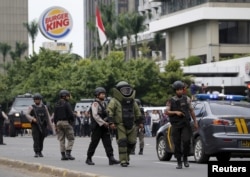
10,42,28,62
184,56,201,66
23,19,39,55
130,12,146,59
0,42,11,68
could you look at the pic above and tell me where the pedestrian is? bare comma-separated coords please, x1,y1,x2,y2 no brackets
85,87,120,166
73,111,81,137
0,105,8,145
144,111,152,137
130,99,145,155
151,110,160,137
83,111,91,137
54,90,75,161
107,81,143,167
25,93,54,157
167,81,198,169
190,81,198,100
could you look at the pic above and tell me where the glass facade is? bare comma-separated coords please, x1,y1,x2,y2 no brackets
161,0,250,15
219,21,250,44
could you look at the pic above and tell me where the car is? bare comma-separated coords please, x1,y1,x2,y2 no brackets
156,94,250,163
8,93,34,137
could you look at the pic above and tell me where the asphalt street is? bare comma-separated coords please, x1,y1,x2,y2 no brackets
0,135,249,177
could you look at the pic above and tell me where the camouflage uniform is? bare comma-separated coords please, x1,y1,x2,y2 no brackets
54,90,75,160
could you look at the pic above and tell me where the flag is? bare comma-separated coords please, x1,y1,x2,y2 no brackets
96,5,107,46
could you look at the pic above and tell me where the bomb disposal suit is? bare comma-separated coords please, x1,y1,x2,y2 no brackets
107,81,142,167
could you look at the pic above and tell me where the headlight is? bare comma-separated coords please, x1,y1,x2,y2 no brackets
14,113,20,117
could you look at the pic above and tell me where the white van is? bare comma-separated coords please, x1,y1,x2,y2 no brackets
143,106,167,115
74,99,94,112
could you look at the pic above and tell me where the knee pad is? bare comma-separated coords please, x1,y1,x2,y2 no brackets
118,138,127,147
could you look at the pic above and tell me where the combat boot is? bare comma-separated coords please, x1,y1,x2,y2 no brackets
183,156,189,168
61,152,68,160
86,157,95,165
176,158,182,169
109,156,120,165
66,150,75,160
38,152,44,157
138,148,143,155
34,152,39,158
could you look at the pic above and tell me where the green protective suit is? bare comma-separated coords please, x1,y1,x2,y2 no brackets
107,88,141,165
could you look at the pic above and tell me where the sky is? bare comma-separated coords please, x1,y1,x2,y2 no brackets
28,0,84,57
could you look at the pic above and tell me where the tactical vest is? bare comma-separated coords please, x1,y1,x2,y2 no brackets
122,98,134,129
31,105,48,125
90,100,107,129
169,95,191,127
54,100,68,121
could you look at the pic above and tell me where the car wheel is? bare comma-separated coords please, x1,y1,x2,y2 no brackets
216,153,231,162
157,136,172,161
194,137,209,163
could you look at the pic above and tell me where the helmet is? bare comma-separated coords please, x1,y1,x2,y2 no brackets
33,93,42,100
116,81,133,97
94,87,106,97
59,90,70,98
172,81,184,90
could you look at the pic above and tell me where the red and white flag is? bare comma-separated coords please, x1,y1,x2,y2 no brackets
96,5,107,46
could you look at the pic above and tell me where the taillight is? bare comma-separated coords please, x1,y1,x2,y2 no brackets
212,119,232,126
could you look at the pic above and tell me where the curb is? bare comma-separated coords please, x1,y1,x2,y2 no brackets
0,157,109,177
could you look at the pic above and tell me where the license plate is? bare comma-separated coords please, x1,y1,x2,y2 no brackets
22,123,31,129
239,140,250,148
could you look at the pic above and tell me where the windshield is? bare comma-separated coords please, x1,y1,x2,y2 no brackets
210,103,250,116
13,98,34,107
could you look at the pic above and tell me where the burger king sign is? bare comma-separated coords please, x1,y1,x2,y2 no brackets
39,6,73,41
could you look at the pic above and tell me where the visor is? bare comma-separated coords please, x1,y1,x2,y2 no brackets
120,87,133,96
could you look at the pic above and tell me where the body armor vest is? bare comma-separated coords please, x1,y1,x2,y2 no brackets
169,95,191,126
31,105,48,125
90,100,107,129
122,98,134,129
54,100,68,121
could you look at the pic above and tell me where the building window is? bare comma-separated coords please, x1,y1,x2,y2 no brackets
219,21,250,44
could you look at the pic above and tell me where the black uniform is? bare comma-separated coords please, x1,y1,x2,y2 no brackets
169,95,192,161
86,98,119,165
30,104,49,156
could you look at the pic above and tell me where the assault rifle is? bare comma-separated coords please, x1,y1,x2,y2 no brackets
32,105,43,134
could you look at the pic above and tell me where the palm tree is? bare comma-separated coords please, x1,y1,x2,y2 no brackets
0,42,11,66
153,32,163,60
23,19,39,55
130,13,146,59
10,42,28,62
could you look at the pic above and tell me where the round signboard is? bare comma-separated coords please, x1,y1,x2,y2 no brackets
39,6,73,41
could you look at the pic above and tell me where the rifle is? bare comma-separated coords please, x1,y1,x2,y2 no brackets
32,105,43,134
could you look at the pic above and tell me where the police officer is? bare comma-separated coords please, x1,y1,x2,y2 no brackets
130,99,145,155
26,93,54,157
54,90,75,160
167,81,198,169
86,87,119,165
107,81,143,167
0,105,8,145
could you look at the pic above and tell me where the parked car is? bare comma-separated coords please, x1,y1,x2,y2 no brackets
8,93,34,137
156,94,250,163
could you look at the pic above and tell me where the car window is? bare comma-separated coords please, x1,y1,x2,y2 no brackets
193,103,206,117
210,104,250,116
13,98,34,107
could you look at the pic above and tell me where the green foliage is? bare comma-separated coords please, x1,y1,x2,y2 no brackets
0,49,191,109
184,56,201,66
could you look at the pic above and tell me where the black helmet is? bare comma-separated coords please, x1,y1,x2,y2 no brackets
172,81,184,90
59,90,70,98
116,81,133,97
33,93,42,100
94,87,106,97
